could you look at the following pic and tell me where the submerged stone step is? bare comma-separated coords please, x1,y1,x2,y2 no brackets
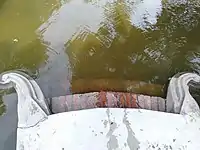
49,91,166,113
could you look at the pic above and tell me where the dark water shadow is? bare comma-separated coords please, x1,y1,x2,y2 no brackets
0,94,17,150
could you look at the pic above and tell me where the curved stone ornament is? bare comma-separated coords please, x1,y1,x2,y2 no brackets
0,72,50,128
10,71,51,115
0,71,200,150
166,72,200,115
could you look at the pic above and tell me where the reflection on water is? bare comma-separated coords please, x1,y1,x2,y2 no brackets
0,39,48,73
0,94,17,150
0,38,49,116
0,0,59,44
0,96,5,116
1,0,200,148
0,0,60,149
0,0,200,111
0,0,61,115
0,0,6,10
66,0,200,96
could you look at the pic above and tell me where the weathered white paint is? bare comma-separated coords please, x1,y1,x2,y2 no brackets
0,72,50,128
1,71,200,150
166,72,200,114
17,108,200,150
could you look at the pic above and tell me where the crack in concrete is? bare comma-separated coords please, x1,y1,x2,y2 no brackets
123,109,140,150
106,108,119,150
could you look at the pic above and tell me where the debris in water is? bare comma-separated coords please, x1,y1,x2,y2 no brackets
13,38,19,42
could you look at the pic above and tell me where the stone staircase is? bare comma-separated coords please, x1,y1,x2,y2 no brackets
50,91,166,113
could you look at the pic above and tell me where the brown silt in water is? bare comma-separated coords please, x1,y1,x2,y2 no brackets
71,79,165,97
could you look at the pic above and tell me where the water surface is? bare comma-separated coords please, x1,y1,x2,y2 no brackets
1,0,200,149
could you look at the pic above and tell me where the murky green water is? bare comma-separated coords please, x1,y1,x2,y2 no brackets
0,0,61,149
64,0,200,97
1,0,200,148
66,0,200,83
